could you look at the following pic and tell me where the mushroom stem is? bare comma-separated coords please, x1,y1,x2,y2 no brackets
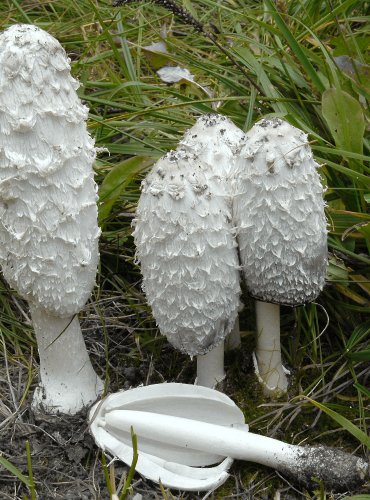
254,301,289,397
225,319,241,351
196,342,225,388
103,410,369,490
31,305,104,414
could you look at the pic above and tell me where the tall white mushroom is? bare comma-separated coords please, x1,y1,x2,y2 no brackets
233,117,328,397
179,114,245,350
0,24,103,413
133,116,243,387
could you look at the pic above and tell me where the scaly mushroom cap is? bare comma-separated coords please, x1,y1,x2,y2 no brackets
179,114,246,180
233,117,327,305
0,25,100,317
133,149,241,356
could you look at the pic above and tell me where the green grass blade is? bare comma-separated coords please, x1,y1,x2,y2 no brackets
98,156,153,225
304,397,370,449
354,383,370,399
344,496,370,500
347,350,370,362
119,426,138,500
25,441,36,500
233,45,287,115
318,157,369,186
346,320,370,351
0,455,31,488
264,0,325,92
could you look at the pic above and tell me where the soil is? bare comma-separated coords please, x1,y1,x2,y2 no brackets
0,295,369,499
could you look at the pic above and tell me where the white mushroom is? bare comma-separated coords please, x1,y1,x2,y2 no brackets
232,117,328,396
133,124,242,387
179,114,246,350
90,383,369,492
0,24,103,413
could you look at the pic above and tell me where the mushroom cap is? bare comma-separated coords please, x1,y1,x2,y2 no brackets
133,149,241,356
232,117,327,306
179,114,245,180
0,25,100,317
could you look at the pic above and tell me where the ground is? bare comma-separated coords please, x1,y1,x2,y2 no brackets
0,295,369,499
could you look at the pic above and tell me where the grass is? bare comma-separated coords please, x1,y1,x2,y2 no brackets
0,0,369,498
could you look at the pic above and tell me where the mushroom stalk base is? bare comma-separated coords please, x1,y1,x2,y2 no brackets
196,342,225,388
31,306,104,414
254,301,289,397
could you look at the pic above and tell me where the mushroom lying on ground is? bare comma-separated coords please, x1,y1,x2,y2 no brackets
133,116,243,387
0,24,103,414
89,383,369,492
232,117,328,397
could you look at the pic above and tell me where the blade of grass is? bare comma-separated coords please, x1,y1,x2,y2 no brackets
25,440,36,500
264,0,325,92
119,426,138,500
0,455,31,488
354,383,370,399
304,396,370,449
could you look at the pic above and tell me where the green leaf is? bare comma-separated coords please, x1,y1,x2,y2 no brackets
0,455,31,487
305,397,370,449
322,89,365,171
98,157,153,225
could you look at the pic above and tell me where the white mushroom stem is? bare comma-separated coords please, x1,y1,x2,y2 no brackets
103,410,297,467
101,410,369,489
254,301,289,397
196,342,225,388
89,384,368,492
31,306,104,414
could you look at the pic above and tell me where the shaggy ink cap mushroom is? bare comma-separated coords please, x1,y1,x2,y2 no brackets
0,25,103,413
233,117,328,305
133,147,241,379
90,383,369,492
179,114,246,353
133,148,241,354
232,117,328,396
179,114,246,181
